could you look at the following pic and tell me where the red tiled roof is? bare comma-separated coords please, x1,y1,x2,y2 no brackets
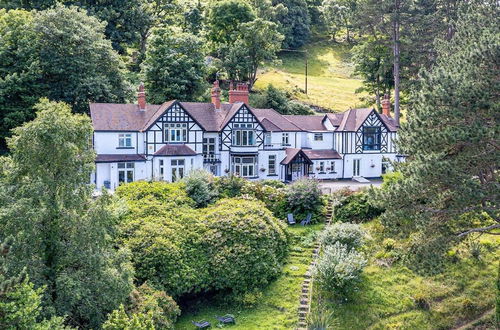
154,144,197,156
96,154,146,162
252,108,302,131
283,115,327,131
280,148,313,165
90,103,161,131
325,113,344,126
302,149,342,160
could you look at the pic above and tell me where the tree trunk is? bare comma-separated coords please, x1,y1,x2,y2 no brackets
393,0,401,126
375,75,381,111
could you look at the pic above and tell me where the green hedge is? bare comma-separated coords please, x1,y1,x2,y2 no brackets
335,191,383,223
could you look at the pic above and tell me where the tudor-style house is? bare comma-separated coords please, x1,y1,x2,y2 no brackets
90,82,399,190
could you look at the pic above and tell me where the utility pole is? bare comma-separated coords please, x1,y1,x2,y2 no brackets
281,49,308,94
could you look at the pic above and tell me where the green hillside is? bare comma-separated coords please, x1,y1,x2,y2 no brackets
254,42,367,112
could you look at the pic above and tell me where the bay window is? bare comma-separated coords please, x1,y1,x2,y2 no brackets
118,162,134,184
232,123,255,146
232,155,257,177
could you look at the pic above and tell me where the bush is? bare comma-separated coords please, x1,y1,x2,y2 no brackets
116,181,194,208
203,198,289,293
214,175,247,198
181,169,218,207
319,223,366,251
285,178,324,222
335,191,383,223
241,181,287,218
103,305,154,330
128,284,180,329
313,242,367,296
252,84,313,115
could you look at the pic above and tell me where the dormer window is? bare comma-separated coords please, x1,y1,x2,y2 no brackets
118,134,132,148
165,123,187,142
232,123,255,146
363,127,381,150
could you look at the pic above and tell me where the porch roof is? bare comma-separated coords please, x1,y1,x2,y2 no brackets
302,149,342,160
154,144,197,156
281,148,313,165
96,154,146,163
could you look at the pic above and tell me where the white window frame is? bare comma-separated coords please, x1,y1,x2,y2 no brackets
318,161,325,173
282,133,290,146
232,155,256,177
118,162,134,184
314,133,323,141
171,159,185,182
264,133,272,146
268,155,276,175
159,159,164,177
232,123,255,146
329,161,336,173
203,137,216,161
165,123,188,142
118,134,132,148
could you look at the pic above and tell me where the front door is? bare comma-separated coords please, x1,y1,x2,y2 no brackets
171,159,185,182
353,159,361,177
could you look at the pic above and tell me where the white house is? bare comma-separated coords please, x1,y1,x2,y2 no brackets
90,82,400,190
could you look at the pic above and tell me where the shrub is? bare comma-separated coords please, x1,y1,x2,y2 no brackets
335,191,383,223
203,198,289,293
285,178,324,222
313,242,367,296
116,181,194,208
307,308,338,329
214,175,247,198
319,223,366,251
260,179,286,189
181,169,218,207
103,305,154,330
128,283,180,329
241,181,287,218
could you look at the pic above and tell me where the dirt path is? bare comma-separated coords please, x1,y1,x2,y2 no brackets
453,309,495,330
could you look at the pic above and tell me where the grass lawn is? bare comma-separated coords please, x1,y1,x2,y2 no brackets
175,223,324,329
312,220,499,329
254,41,367,112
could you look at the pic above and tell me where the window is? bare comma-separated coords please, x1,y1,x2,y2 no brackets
264,133,272,146
282,133,290,146
118,162,134,184
159,159,164,176
268,155,276,175
203,137,216,161
314,133,323,141
329,161,336,173
318,161,325,173
171,159,185,181
363,127,381,150
118,134,132,148
232,123,255,146
165,123,187,142
232,156,256,177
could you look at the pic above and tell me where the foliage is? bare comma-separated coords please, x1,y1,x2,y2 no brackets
252,84,313,115
319,222,366,250
285,178,324,221
115,181,194,210
372,2,499,265
335,191,383,223
241,180,287,218
128,283,180,330
0,99,134,328
320,0,357,42
142,27,207,102
214,174,247,198
219,18,284,88
181,169,218,208
205,0,255,46
203,198,289,292
306,307,338,329
314,242,367,297
102,305,154,330
273,0,311,48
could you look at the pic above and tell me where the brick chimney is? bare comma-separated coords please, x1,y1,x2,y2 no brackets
381,94,391,117
211,80,221,109
229,82,249,104
138,83,146,111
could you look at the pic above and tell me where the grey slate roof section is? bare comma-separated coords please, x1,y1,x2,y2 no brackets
302,149,342,160
154,144,197,156
283,115,327,131
95,154,146,162
90,103,161,131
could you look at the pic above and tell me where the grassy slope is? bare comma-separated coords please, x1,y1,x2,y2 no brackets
313,220,499,329
175,223,324,329
254,42,367,112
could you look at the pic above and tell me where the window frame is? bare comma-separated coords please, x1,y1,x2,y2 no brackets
362,126,381,151
164,123,188,143
232,155,257,177
118,133,133,148
118,162,134,184
282,133,290,146
232,123,255,146
314,133,323,141
268,155,276,175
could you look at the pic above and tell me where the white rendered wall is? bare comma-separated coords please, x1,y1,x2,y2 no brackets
94,132,141,154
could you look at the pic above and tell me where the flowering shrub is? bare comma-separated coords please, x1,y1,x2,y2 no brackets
181,169,218,207
319,223,366,251
241,181,287,218
313,242,367,296
285,178,324,222
214,174,247,198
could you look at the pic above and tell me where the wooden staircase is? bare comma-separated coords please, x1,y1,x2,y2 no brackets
296,198,334,329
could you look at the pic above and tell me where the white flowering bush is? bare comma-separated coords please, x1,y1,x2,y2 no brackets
314,242,367,296
319,223,366,250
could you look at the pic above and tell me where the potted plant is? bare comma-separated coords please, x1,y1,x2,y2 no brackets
260,168,266,172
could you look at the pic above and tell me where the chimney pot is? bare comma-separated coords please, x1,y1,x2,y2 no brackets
138,83,146,111
211,80,221,109
381,94,391,117
229,82,249,104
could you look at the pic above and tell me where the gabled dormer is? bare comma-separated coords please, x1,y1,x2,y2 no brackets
220,103,264,150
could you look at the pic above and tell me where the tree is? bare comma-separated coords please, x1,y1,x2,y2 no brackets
252,84,313,115
320,0,357,42
34,5,129,113
273,0,311,48
372,1,499,268
220,18,284,88
0,99,134,328
205,0,255,47
142,27,207,102
102,305,154,330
